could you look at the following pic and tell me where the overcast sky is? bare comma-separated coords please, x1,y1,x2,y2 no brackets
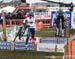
0,0,75,4
26,0,75,4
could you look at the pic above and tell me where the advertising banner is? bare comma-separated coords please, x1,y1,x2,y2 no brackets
41,37,57,43
14,42,25,50
71,11,75,29
64,11,71,28
37,43,65,52
51,11,71,28
14,42,35,50
34,11,51,20
37,43,56,52
0,42,11,50
41,37,67,44
35,15,51,20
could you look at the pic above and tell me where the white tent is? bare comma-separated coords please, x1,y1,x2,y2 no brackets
0,6,16,13
26,0,75,4
48,0,75,4
2,0,12,3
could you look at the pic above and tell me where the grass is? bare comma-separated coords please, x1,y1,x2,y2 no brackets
0,27,75,37
0,50,64,59
35,28,56,37
70,29,75,35
35,28,75,37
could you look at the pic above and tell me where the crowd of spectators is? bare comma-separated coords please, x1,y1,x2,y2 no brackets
0,10,25,25
0,9,28,20
0,9,32,25
5,10,26,19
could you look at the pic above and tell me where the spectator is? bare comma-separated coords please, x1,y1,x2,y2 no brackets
7,12,12,19
16,10,23,19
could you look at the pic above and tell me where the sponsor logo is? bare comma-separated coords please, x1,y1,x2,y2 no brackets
14,42,35,50
0,42,11,50
41,37,67,44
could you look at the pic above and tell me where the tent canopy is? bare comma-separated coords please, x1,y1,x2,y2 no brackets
0,6,16,13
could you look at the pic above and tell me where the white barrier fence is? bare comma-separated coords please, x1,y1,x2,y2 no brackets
0,42,65,53
37,43,65,52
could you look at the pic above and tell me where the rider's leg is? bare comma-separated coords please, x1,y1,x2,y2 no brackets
13,34,18,42
30,28,35,39
25,28,30,45
62,29,64,37
18,33,22,40
61,24,65,37
30,28,36,43
56,28,59,36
